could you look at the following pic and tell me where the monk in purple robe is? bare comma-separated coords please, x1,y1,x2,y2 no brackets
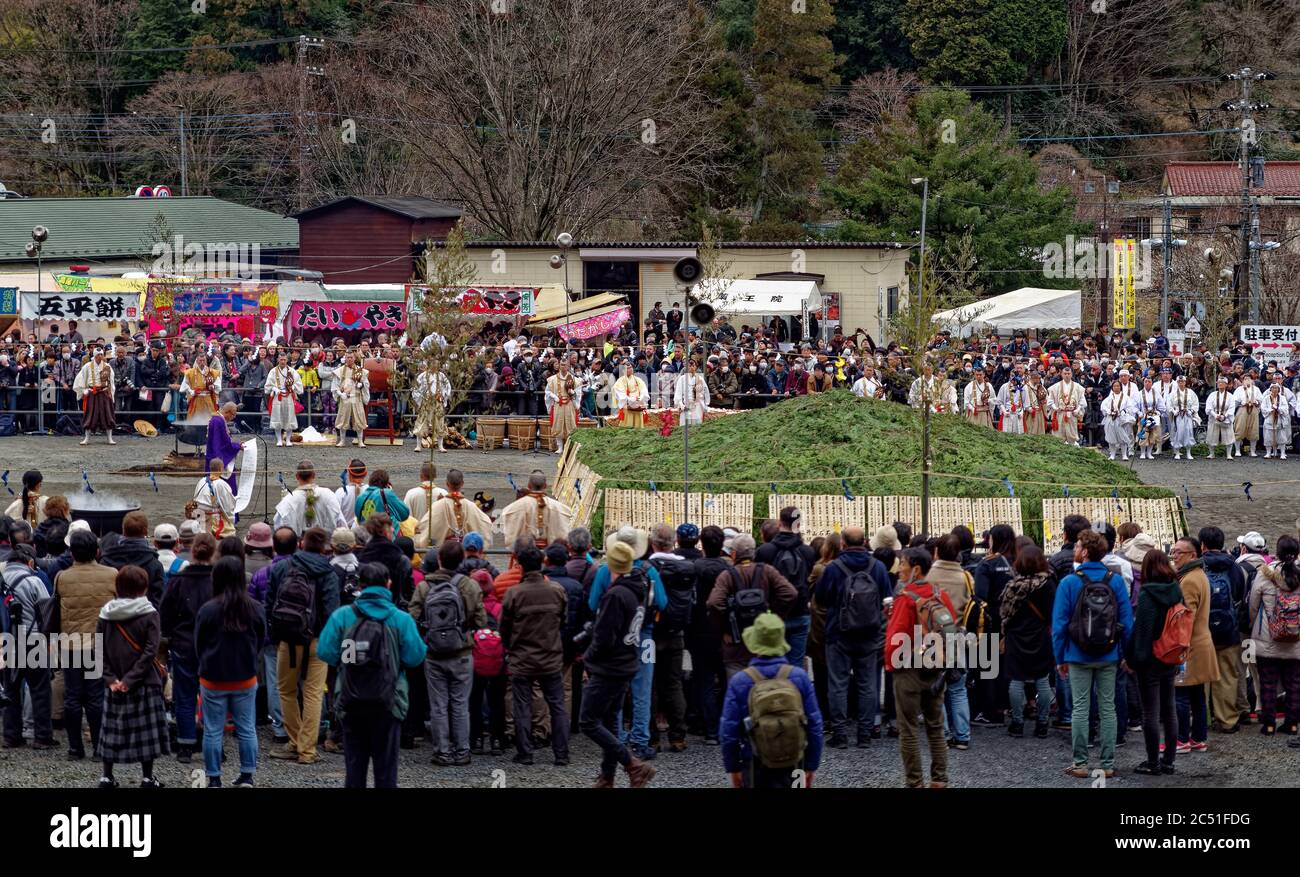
205,402,241,493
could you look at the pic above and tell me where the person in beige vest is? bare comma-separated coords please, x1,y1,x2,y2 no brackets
497,471,574,549
54,527,119,758
1170,538,1221,752
415,468,493,550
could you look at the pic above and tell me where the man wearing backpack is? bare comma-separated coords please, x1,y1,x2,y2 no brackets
318,562,426,788
1197,526,1248,734
578,541,657,788
1052,529,1133,779
755,506,817,668
886,547,958,788
720,611,823,788
586,527,667,761
500,544,570,766
250,526,295,743
691,525,732,744
928,534,974,749
707,534,798,680
1,544,55,750
648,524,696,752
266,526,340,765
814,526,893,749
409,539,486,766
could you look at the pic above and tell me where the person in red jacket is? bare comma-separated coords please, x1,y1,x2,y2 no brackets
885,547,958,788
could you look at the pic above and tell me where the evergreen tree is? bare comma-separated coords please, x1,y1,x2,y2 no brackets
826,88,1086,293
744,0,839,239
903,0,1065,85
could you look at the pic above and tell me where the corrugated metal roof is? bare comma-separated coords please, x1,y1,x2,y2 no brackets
441,240,907,250
0,196,299,262
293,195,463,220
1164,161,1300,197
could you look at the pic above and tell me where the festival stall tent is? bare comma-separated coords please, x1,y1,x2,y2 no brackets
145,280,280,341
7,272,150,344
284,283,409,343
931,287,1081,337
528,291,631,342
691,278,823,346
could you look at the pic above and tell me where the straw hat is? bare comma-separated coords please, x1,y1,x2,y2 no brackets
133,419,158,437
604,525,648,561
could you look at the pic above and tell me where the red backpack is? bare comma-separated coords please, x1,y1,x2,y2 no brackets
1152,602,1193,665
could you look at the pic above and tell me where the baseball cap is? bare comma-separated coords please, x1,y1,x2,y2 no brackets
244,522,273,549
1238,531,1266,552
178,520,202,538
153,523,179,545
676,523,699,541
463,532,485,552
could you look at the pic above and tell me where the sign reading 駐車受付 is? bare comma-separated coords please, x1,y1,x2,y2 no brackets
288,301,407,333
20,291,138,321
1239,324,1300,357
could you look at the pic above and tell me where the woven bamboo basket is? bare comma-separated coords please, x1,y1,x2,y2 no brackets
507,417,537,451
476,416,506,450
538,420,558,451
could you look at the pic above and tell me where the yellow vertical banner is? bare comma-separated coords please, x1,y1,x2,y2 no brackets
1124,239,1137,329
1111,240,1126,328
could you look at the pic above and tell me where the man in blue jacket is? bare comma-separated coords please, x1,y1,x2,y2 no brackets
1052,528,1134,779
813,526,893,749
318,562,426,788
720,611,823,788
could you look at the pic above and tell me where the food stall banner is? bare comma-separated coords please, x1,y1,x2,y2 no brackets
406,284,537,316
289,301,407,333
21,291,139,321
148,282,278,322
555,306,631,342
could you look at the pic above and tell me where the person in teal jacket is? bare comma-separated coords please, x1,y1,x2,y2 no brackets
318,562,426,788
1052,528,1134,780
354,469,410,525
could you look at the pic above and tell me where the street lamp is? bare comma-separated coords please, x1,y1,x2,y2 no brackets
911,177,931,536
549,232,575,344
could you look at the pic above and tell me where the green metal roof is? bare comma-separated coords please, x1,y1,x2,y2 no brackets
0,196,299,262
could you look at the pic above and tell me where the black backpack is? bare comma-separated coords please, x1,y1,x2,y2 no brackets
423,575,469,656
772,544,810,600
650,555,697,635
337,563,363,605
833,558,882,636
270,561,317,648
1067,568,1120,655
336,611,399,713
727,563,769,642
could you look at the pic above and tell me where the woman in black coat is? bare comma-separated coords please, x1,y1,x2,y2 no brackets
972,524,1017,725
999,543,1057,738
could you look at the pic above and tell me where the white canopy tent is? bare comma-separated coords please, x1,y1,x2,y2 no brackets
932,287,1080,336
693,278,823,317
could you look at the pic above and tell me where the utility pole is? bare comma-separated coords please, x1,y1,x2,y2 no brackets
178,108,188,197
912,177,930,537
1222,66,1273,322
296,35,326,212
1161,198,1172,332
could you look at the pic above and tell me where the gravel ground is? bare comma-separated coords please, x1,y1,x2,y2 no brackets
3,432,1298,788
1,716,1295,788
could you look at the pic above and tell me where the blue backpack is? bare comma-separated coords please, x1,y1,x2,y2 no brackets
1206,565,1237,645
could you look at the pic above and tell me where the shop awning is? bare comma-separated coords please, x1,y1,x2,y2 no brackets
695,279,822,317
532,303,631,338
529,291,626,324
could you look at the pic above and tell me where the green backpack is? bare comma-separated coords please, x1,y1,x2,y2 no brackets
744,664,808,769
